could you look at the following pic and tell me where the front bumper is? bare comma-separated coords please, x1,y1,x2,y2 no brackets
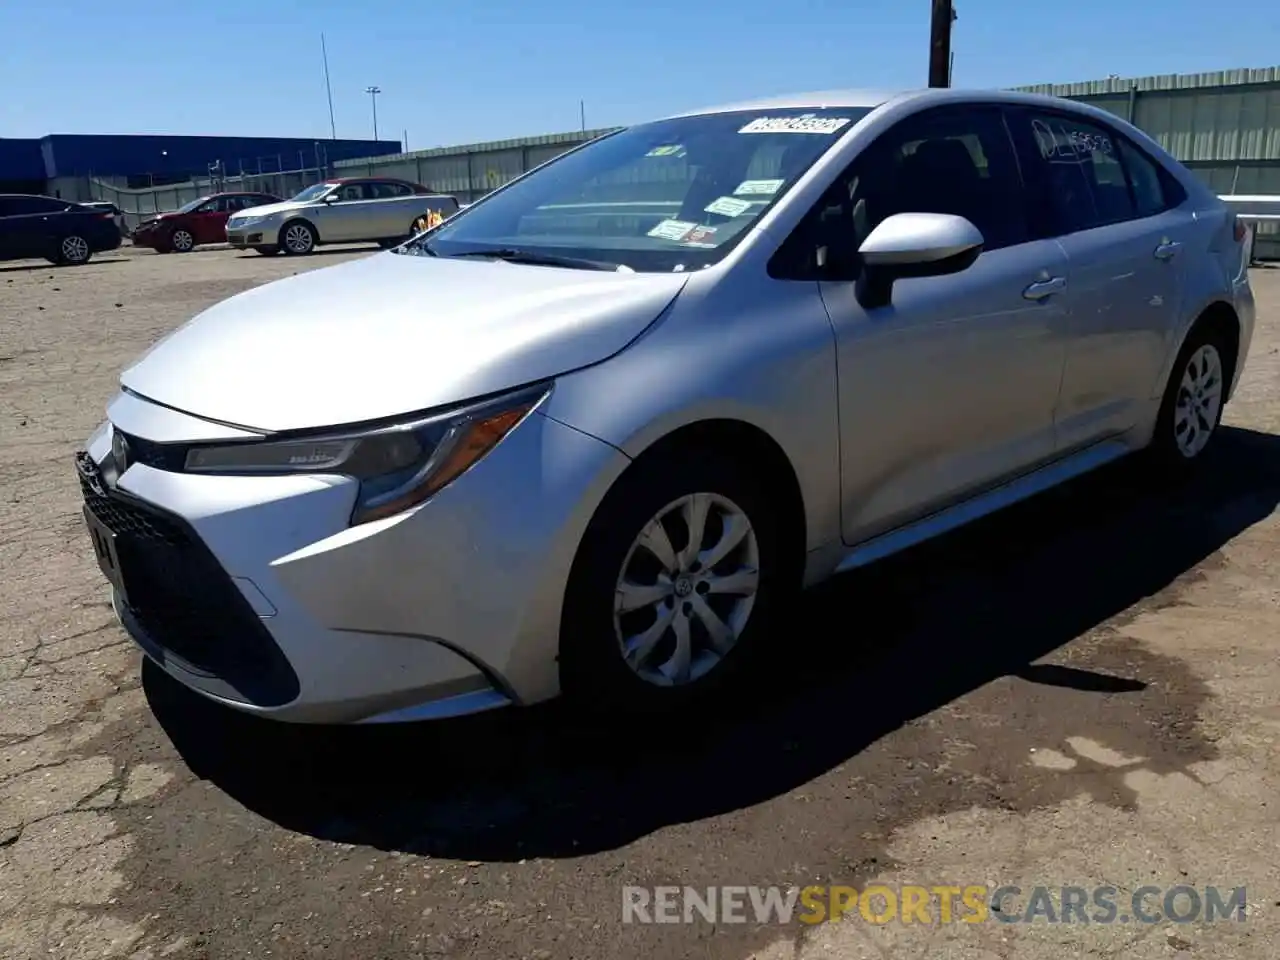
77,396,628,723
226,224,274,247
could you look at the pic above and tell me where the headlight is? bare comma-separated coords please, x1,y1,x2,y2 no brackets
183,384,549,525
229,215,266,229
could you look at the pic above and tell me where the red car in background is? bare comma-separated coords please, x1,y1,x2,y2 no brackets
131,191,281,253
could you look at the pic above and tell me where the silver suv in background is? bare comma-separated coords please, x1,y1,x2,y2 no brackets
78,88,1253,725
225,178,460,255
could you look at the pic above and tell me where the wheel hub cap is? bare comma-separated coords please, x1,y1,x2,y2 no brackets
612,492,760,687
1173,344,1223,459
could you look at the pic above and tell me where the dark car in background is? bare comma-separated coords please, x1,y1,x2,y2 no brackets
80,201,128,236
131,191,281,253
0,194,122,266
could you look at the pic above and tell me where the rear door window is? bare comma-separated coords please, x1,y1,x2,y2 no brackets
1012,110,1149,235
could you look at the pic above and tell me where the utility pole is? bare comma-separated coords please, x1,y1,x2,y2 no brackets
928,0,956,88
365,85,382,141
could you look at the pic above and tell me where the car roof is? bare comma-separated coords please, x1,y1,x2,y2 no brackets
328,177,422,187
664,86,1110,120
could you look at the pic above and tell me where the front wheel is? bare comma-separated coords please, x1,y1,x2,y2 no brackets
559,453,783,716
280,221,317,255
169,228,195,253
1148,324,1232,469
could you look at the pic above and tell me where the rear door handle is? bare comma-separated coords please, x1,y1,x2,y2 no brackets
1023,276,1067,300
1154,240,1181,261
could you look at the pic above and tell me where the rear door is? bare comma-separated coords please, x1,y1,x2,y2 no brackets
368,180,415,236
1006,107,1191,450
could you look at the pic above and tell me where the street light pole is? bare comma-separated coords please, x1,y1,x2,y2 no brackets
365,85,382,141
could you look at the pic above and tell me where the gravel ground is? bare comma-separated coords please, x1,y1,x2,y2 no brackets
2,245,1279,960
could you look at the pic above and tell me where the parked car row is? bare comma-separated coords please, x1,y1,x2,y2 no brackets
0,178,461,267
133,178,461,256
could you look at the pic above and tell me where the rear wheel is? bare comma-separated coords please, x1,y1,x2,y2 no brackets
559,452,783,716
1147,322,1233,470
170,228,195,253
280,220,317,255
54,234,92,265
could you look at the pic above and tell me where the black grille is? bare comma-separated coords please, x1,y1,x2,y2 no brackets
76,452,300,707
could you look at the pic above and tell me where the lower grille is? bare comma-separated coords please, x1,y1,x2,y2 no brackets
76,452,300,707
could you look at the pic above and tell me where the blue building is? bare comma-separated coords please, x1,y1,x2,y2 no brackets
0,133,401,199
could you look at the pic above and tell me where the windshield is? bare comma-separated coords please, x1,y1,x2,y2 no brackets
174,195,213,214
404,107,873,272
291,182,337,203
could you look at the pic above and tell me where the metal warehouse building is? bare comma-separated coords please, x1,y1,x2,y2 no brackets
0,133,403,201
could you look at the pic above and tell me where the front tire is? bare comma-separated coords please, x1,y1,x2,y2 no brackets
559,452,783,716
169,228,195,253
280,220,317,255
1148,323,1232,469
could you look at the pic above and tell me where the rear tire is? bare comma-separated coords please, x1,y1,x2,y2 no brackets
54,234,92,265
280,220,317,255
1146,322,1233,472
559,451,784,717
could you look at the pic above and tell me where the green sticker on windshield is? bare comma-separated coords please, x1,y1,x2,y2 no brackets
646,144,686,157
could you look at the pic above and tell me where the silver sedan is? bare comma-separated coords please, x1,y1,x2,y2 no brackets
77,86,1254,723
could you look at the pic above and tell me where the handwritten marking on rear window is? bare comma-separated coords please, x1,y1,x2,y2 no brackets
739,114,852,135
1033,119,1114,163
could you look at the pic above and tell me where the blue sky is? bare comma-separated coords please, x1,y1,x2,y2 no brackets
2,0,1277,148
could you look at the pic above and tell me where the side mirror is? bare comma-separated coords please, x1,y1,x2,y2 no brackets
855,212,983,309
322,194,338,204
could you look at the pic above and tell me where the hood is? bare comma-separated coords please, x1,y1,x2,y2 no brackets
233,199,308,219
119,251,689,432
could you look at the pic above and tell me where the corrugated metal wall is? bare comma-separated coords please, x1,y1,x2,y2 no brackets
333,129,622,203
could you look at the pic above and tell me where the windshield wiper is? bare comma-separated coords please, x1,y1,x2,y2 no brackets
442,247,620,271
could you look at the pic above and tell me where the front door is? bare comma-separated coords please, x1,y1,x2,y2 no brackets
816,104,1071,543
1006,108,1187,450
312,182,371,242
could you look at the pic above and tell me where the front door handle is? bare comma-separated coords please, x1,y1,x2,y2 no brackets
1154,240,1182,261
1023,276,1067,300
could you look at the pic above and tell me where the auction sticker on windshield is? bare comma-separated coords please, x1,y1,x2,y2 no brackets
682,225,719,248
646,144,686,157
734,179,784,196
739,114,852,135
704,196,753,218
647,219,697,241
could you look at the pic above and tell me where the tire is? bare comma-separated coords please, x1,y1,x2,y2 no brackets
169,228,195,253
54,234,92,265
1147,322,1233,471
253,246,281,256
279,220,317,255
559,451,786,716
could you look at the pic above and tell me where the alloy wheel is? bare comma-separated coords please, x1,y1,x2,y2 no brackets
61,235,89,263
612,492,760,686
171,230,194,252
1173,343,1223,458
284,224,314,254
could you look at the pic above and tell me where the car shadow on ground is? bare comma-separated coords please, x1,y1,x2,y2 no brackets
0,258,126,274
145,425,1280,861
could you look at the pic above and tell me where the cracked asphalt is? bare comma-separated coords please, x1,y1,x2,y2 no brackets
2,244,1279,960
